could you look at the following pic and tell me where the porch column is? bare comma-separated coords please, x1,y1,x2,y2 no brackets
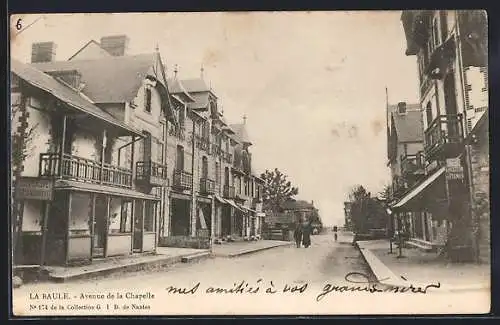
39,201,50,266
190,120,197,237
104,196,110,257
65,192,72,266
210,196,215,249
59,115,67,178
130,136,136,185
130,199,136,253
90,193,96,259
100,130,107,184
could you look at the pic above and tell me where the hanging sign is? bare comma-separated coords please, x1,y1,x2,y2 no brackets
15,177,54,201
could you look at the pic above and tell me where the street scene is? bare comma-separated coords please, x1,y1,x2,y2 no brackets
10,10,489,316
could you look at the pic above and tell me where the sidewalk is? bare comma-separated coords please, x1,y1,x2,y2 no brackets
40,247,210,283
212,239,293,257
356,240,490,292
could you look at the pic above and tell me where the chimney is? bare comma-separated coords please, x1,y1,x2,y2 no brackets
31,42,57,63
100,35,129,56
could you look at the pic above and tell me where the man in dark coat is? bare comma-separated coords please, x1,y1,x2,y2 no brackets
301,219,312,248
293,222,302,248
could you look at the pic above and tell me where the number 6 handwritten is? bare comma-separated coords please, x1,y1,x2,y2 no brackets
16,18,22,31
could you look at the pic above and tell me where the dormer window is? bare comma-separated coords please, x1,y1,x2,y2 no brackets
398,102,407,114
145,87,152,113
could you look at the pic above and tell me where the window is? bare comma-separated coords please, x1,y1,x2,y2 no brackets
440,11,448,42
152,138,164,163
215,162,220,185
142,131,152,160
426,102,433,128
145,87,152,113
178,105,185,127
176,145,184,170
202,156,208,179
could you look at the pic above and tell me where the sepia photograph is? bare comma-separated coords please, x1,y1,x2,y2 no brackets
9,10,490,316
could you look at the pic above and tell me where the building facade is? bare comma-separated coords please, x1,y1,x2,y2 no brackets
390,10,488,263
11,35,267,267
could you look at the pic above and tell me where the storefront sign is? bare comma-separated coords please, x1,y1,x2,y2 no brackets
446,166,464,180
15,177,54,201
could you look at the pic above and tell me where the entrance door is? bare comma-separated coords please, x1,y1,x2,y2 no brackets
93,194,108,258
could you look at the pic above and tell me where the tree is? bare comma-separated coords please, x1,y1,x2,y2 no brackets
348,185,388,234
260,168,299,213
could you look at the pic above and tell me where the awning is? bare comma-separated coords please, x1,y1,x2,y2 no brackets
390,167,445,209
214,195,228,204
240,206,256,214
225,199,244,212
54,180,161,200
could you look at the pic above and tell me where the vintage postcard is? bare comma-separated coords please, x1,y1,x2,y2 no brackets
9,11,490,316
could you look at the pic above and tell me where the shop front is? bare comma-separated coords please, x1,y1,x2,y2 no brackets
18,179,160,267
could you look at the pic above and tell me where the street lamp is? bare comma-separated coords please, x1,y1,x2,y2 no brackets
386,207,394,254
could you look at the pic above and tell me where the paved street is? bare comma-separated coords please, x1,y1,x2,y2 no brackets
12,232,489,315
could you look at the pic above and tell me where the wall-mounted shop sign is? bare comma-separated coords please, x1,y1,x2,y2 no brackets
15,177,54,201
445,158,464,181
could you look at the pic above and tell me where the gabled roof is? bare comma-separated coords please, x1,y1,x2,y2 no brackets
166,78,196,102
11,59,143,137
179,78,211,93
68,40,112,61
32,53,156,104
391,110,423,142
229,123,252,145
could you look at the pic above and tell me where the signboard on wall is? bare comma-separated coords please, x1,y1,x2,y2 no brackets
15,177,54,201
445,158,464,181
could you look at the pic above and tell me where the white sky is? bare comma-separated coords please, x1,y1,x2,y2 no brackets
10,11,420,227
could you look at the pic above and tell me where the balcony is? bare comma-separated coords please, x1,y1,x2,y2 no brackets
211,143,222,156
39,153,132,188
199,178,216,195
173,169,192,190
424,114,464,161
195,135,210,152
221,150,232,163
401,151,426,177
390,178,409,200
169,126,186,141
136,161,169,187
223,185,235,199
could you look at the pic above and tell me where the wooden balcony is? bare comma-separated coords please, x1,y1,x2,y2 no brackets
211,144,222,156
168,126,186,141
39,153,132,188
424,114,464,161
173,169,192,190
390,177,409,200
221,150,233,163
195,135,210,152
136,161,169,187
223,185,235,199
401,151,426,177
199,178,216,195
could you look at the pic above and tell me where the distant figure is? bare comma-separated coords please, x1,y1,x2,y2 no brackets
293,222,303,248
301,219,312,248
333,225,338,242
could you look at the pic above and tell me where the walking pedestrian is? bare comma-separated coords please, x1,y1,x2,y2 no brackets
293,222,302,248
301,218,312,248
333,225,338,242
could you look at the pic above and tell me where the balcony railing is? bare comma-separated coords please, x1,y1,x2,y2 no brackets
39,153,132,188
223,185,235,199
390,178,409,200
400,151,426,177
199,178,216,194
220,150,233,163
173,169,192,190
424,114,464,160
169,126,186,141
211,143,222,156
195,135,210,152
136,161,169,187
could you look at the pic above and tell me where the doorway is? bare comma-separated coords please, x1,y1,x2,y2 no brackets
93,194,108,258
171,198,190,236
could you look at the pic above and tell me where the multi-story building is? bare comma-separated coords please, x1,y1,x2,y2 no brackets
391,10,488,263
386,101,431,245
11,35,267,266
343,202,352,230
